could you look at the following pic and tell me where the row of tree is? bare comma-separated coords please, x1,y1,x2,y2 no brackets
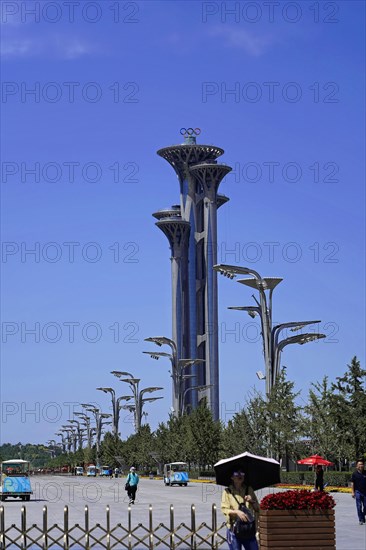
45,357,365,473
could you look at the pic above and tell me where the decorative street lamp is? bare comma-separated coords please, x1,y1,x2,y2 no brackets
96,385,132,439
272,332,326,382
60,426,77,453
46,439,57,459
67,419,86,451
111,371,134,378
214,263,326,397
181,385,213,415
144,337,205,416
82,406,112,466
118,376,163,432
74,413,93,448
55,432,66,453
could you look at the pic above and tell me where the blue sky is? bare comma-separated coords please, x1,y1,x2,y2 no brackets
1,0,365,445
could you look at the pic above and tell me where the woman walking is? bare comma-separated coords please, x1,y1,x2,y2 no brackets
125,466,139,504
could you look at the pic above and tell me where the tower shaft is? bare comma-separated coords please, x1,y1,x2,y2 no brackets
154,132,232,420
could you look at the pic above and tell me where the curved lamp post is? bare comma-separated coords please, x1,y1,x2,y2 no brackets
60,426,76,453
67,419,85,451
215,263,326,397
82,406,112,466
273,332,326,382
74,413,93,448
96,386,132,438
119,376,163,432
181,384,213,415
55,432,66,454
46,439,57,459
144,337,205,416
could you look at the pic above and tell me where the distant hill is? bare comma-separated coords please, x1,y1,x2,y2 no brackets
0,443,54,468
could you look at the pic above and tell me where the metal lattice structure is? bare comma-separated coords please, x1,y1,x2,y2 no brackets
0,504,227,549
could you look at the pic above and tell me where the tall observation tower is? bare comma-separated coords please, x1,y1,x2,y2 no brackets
153,129,232,421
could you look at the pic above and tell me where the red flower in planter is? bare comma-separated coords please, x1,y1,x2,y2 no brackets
260,490,336,510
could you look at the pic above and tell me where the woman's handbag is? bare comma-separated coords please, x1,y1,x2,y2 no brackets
125,482,130,491
230,489,256,541
232,504,256,541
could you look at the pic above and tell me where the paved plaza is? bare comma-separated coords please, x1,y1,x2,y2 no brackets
1,476,365,549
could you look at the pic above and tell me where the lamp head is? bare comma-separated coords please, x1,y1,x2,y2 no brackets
213,264,252,279
96,387,113,393
142,397,163,403
299,333,326,344
142,351,161,360
142,386,163,393
111,371,134,377
144,336,176,350
119,378,140,384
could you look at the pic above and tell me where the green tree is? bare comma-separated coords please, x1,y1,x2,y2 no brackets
186,404,221,469
0,443,57,468
121,425,156,470
267,367,303,465
100,432,123,468
83,446,96,467
221,390,267,458
331,356,366,460
304,376,352,467
154,421,173,465
221,412,252,458
245,390,269,456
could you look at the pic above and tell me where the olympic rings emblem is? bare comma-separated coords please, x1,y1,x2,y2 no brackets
180,127,201,136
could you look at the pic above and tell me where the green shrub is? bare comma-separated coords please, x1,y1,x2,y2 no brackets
280,471,352,487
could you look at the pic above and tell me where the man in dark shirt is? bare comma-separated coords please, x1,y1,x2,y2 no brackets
351,459,366,525
315,465,324,491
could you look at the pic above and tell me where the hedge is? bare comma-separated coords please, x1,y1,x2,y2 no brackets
143,470,352,487
279,471,352,487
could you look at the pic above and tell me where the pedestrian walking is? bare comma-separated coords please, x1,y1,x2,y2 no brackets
125,466,139,505
315,465,324,491
351,459,366,525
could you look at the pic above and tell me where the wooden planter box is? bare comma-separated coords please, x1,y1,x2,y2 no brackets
259,509,335,549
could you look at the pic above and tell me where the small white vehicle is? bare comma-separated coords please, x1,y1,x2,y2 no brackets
75,467,84,476
0,459,33,501
163,462,189,486
86,465,97,477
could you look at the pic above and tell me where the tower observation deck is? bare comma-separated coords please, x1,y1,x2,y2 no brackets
153,129,232,421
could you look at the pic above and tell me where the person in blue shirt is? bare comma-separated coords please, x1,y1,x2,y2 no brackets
351,459,366,525
126,467,139,504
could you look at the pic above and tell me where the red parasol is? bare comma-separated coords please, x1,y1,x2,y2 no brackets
297,454,334,466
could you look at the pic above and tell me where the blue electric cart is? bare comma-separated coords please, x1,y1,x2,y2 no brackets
163,462,189,486
0,459,33,501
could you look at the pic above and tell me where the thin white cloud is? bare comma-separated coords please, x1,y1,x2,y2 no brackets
1,39,33,57
209,27,275,57
53,35,97,59
1,29,99,59
62,41,93,60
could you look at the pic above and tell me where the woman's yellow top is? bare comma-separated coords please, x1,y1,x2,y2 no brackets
221,484,259,529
